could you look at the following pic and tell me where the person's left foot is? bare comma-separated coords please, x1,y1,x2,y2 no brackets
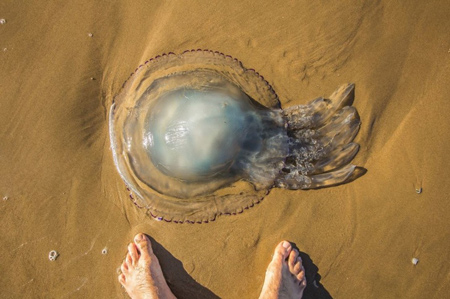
258,241,306,299
118,233,176,299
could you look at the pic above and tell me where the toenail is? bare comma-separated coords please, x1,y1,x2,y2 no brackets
135,233,145,242
282,241,291,249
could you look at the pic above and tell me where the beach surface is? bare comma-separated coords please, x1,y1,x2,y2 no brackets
1,1,450,298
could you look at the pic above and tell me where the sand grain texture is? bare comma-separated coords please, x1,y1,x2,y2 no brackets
1,0,450,298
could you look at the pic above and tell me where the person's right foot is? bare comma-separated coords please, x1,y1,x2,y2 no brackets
259,241,306,299
118,233,176,299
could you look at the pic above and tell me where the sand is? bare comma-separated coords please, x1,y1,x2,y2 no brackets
1,1,450,298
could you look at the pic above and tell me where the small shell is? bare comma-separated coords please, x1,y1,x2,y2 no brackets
412,257,419,265
0,19,6,25
415,188,422,194
2,196,8,201
101,247,108,255
48,250,59,261
88,33,93,37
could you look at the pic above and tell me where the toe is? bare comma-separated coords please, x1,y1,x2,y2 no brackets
273,241,292,262
128,243,139,265
300,278,307,289
288,249,299,271
120,261,128,274
293,255,302,273
118,273,126,285
297,269,305,282
134,233,153,256
297,264,306,284
126,253,133,268
293,261,301,274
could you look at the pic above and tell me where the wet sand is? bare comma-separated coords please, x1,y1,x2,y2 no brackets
1,1,450,298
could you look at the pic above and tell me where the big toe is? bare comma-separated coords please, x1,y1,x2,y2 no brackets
134,233,153,256
273,240,292,262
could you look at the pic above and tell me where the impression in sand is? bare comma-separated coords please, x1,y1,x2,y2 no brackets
109,50,361,223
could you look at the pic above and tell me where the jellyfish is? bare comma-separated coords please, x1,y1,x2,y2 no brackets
109,50,361,223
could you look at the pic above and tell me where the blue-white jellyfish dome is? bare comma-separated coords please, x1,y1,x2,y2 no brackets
146,89,262,181
109,50,361,223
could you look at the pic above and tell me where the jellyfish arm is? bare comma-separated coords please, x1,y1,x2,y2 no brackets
276,84,361,189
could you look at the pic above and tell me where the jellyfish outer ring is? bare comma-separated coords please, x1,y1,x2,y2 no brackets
110,49,283,223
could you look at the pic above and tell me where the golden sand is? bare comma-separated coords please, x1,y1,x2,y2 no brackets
1,1,449,298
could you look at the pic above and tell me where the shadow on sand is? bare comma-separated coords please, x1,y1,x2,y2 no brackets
151,237,333,299
150,237,220,299
292,243,333,299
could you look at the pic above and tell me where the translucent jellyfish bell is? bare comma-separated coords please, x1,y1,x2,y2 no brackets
110,50,361,223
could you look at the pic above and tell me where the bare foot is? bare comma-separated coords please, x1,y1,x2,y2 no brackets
118,233,176,299
259,241,306,299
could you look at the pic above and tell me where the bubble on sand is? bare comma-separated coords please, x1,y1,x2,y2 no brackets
48,250,59,261
110,50,361,223
102,247,108,255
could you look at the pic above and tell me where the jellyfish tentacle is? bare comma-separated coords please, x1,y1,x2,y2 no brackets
312,142,360,174
316,106,360,144
309,164,357,188
277,83,360,189
283,83,355,131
